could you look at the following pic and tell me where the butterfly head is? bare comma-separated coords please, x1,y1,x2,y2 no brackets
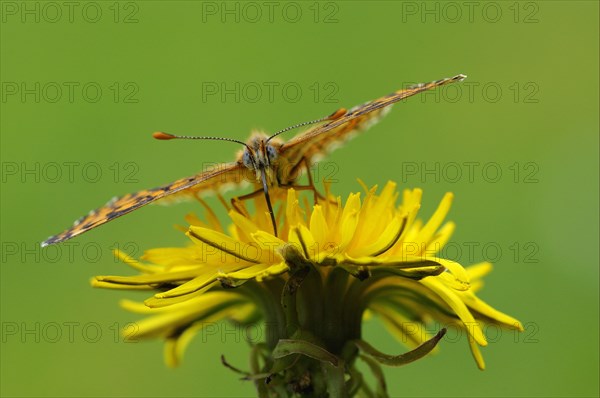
241,133,280,182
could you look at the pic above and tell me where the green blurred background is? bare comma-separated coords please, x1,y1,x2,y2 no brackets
1,1,598,397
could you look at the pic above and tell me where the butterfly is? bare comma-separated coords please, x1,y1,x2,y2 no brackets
42,74,466,246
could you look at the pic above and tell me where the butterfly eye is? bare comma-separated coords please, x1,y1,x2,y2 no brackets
242,150,255,169
266,145,278,162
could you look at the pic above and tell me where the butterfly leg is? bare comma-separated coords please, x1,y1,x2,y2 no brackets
280,158,337,205
281,184,321,201
302,157,339,204
303,157,320,203
231,187,264,217
230,185,280,237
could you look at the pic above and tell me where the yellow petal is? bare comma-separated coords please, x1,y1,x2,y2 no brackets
466,262,494,281
164,313,220,367
285,188,302,227
350,215,404,258
425,221,456,255
163,302,255,367
141,247,200,267
183,212,207,228
420,277,487,346
460,291,524,331
219,261,288,281
114,249,161,273
371,303,437,350
288,224,316,260
153,273,218,299
187,226,260,264
468,334,486,370
309,205,329,246
145,283,217,308
120,299,169,314
132,292,245,339
370,181,398,219
339,193,361,250
401,188,422,213
434,258,471,291
94,268,202,286
228,209,259,240
250,231,286,264
415,192,453,245
91,279,154,290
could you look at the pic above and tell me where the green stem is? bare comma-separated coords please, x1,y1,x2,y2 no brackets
322,359,348,398
281,263,310,336
322,267,350,354
241,279,287,349
297,264,324,335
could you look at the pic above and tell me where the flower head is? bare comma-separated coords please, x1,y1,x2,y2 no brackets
93,181,522,395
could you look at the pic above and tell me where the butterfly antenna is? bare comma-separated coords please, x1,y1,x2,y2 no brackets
153,132,250,149
266,108,347,143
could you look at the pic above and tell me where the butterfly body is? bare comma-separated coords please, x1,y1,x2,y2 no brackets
42,74,467,246
239,132,283,187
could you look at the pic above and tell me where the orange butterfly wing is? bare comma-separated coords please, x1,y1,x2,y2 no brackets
42,162,247,246
278,74,466,175
43,75,465,246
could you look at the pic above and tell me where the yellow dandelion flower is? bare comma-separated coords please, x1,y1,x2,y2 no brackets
93,182,522,396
